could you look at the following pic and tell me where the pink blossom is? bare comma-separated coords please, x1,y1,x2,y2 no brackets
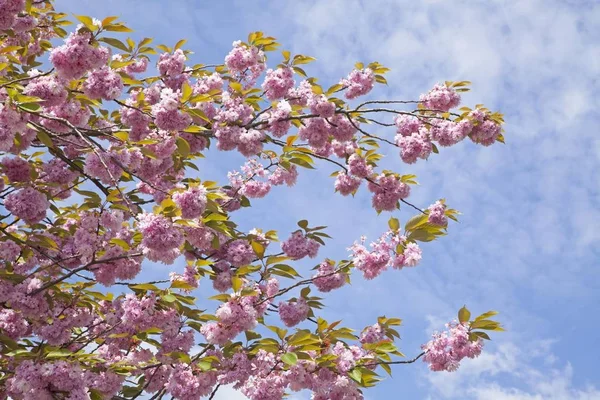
287,80,313,106
0,309,29,339
396,131,432,164
313,260,346,292
299,118,329,148
158,49,186,76
367,174,410,212
1,156,30,182
428,200,448,226
420,83,461,112
329,114,358,142
469,115,501,146
124,56,149,75
5,187,49,224
173,185,207,219
422,321,483,372
49,31,109,79
278,298,309,327
281,231,320,260
225,239,255,267
23,74,67,106
268,165,298,186
266,100,292,137
83,67,123,100
152,88,192,131
347,154,371,178
262,67,294,100
334,171,361,196
193,72,223,95
138,213,184,264
0,240,21,262
360,323,385,344
341,68,375,99
166,364,216,399
394,115,421,137
309,94,336,118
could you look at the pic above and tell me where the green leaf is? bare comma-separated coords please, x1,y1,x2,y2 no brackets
74,14,96,30
162,294,177,303
105,23,133,32
388,217,399,232
130,283,159,291
474,311,499,322
99,37,130,52
109,238,130,251
181,81,193,103
176,136,190,158
348,368,362,383
404,214,427,232
35,130,54,148
251,240,265,258
281,352,298,366
458,306,471,324
298,220,308,229
174,39,187,50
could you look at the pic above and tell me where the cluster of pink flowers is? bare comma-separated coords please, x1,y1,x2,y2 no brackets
4,187,49,224
340,68,375,99
23,74,68,106
165,364,217,399
152,87,192,131
138,213,184,264
225,41,266,85
1,156,30,182
427,200,448,226
422,321,483,371
468,108,502,146
349,230,422,279
265,100,292,137
309,95,336,118
49,31,110,79
312,260,347,292
262,67,295,100
268,165,298,187
347,154,372,178
278,297,309,327
93,246,142,287
173,185,207,219
419,83,461,112
0,102,29,152
40,99,91,134
281,231,320,259
201,296,259,345
7,360,122,399
367,174,411,212
158,49,186,76
393,96,502,165
360,323,385,344
334,171,362,196
223,239,256,267
0,240,21,263
194,72,223,95
83,66,123,100
0,0,25,31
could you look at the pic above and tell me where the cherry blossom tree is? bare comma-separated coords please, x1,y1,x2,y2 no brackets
0,1,504,399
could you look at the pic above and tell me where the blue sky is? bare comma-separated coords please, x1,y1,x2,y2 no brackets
51,0,600,399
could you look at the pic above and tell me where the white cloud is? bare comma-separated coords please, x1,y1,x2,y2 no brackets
425,340,600,400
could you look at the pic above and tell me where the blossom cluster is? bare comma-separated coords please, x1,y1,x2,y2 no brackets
422,321,484,371
349,230,422,280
